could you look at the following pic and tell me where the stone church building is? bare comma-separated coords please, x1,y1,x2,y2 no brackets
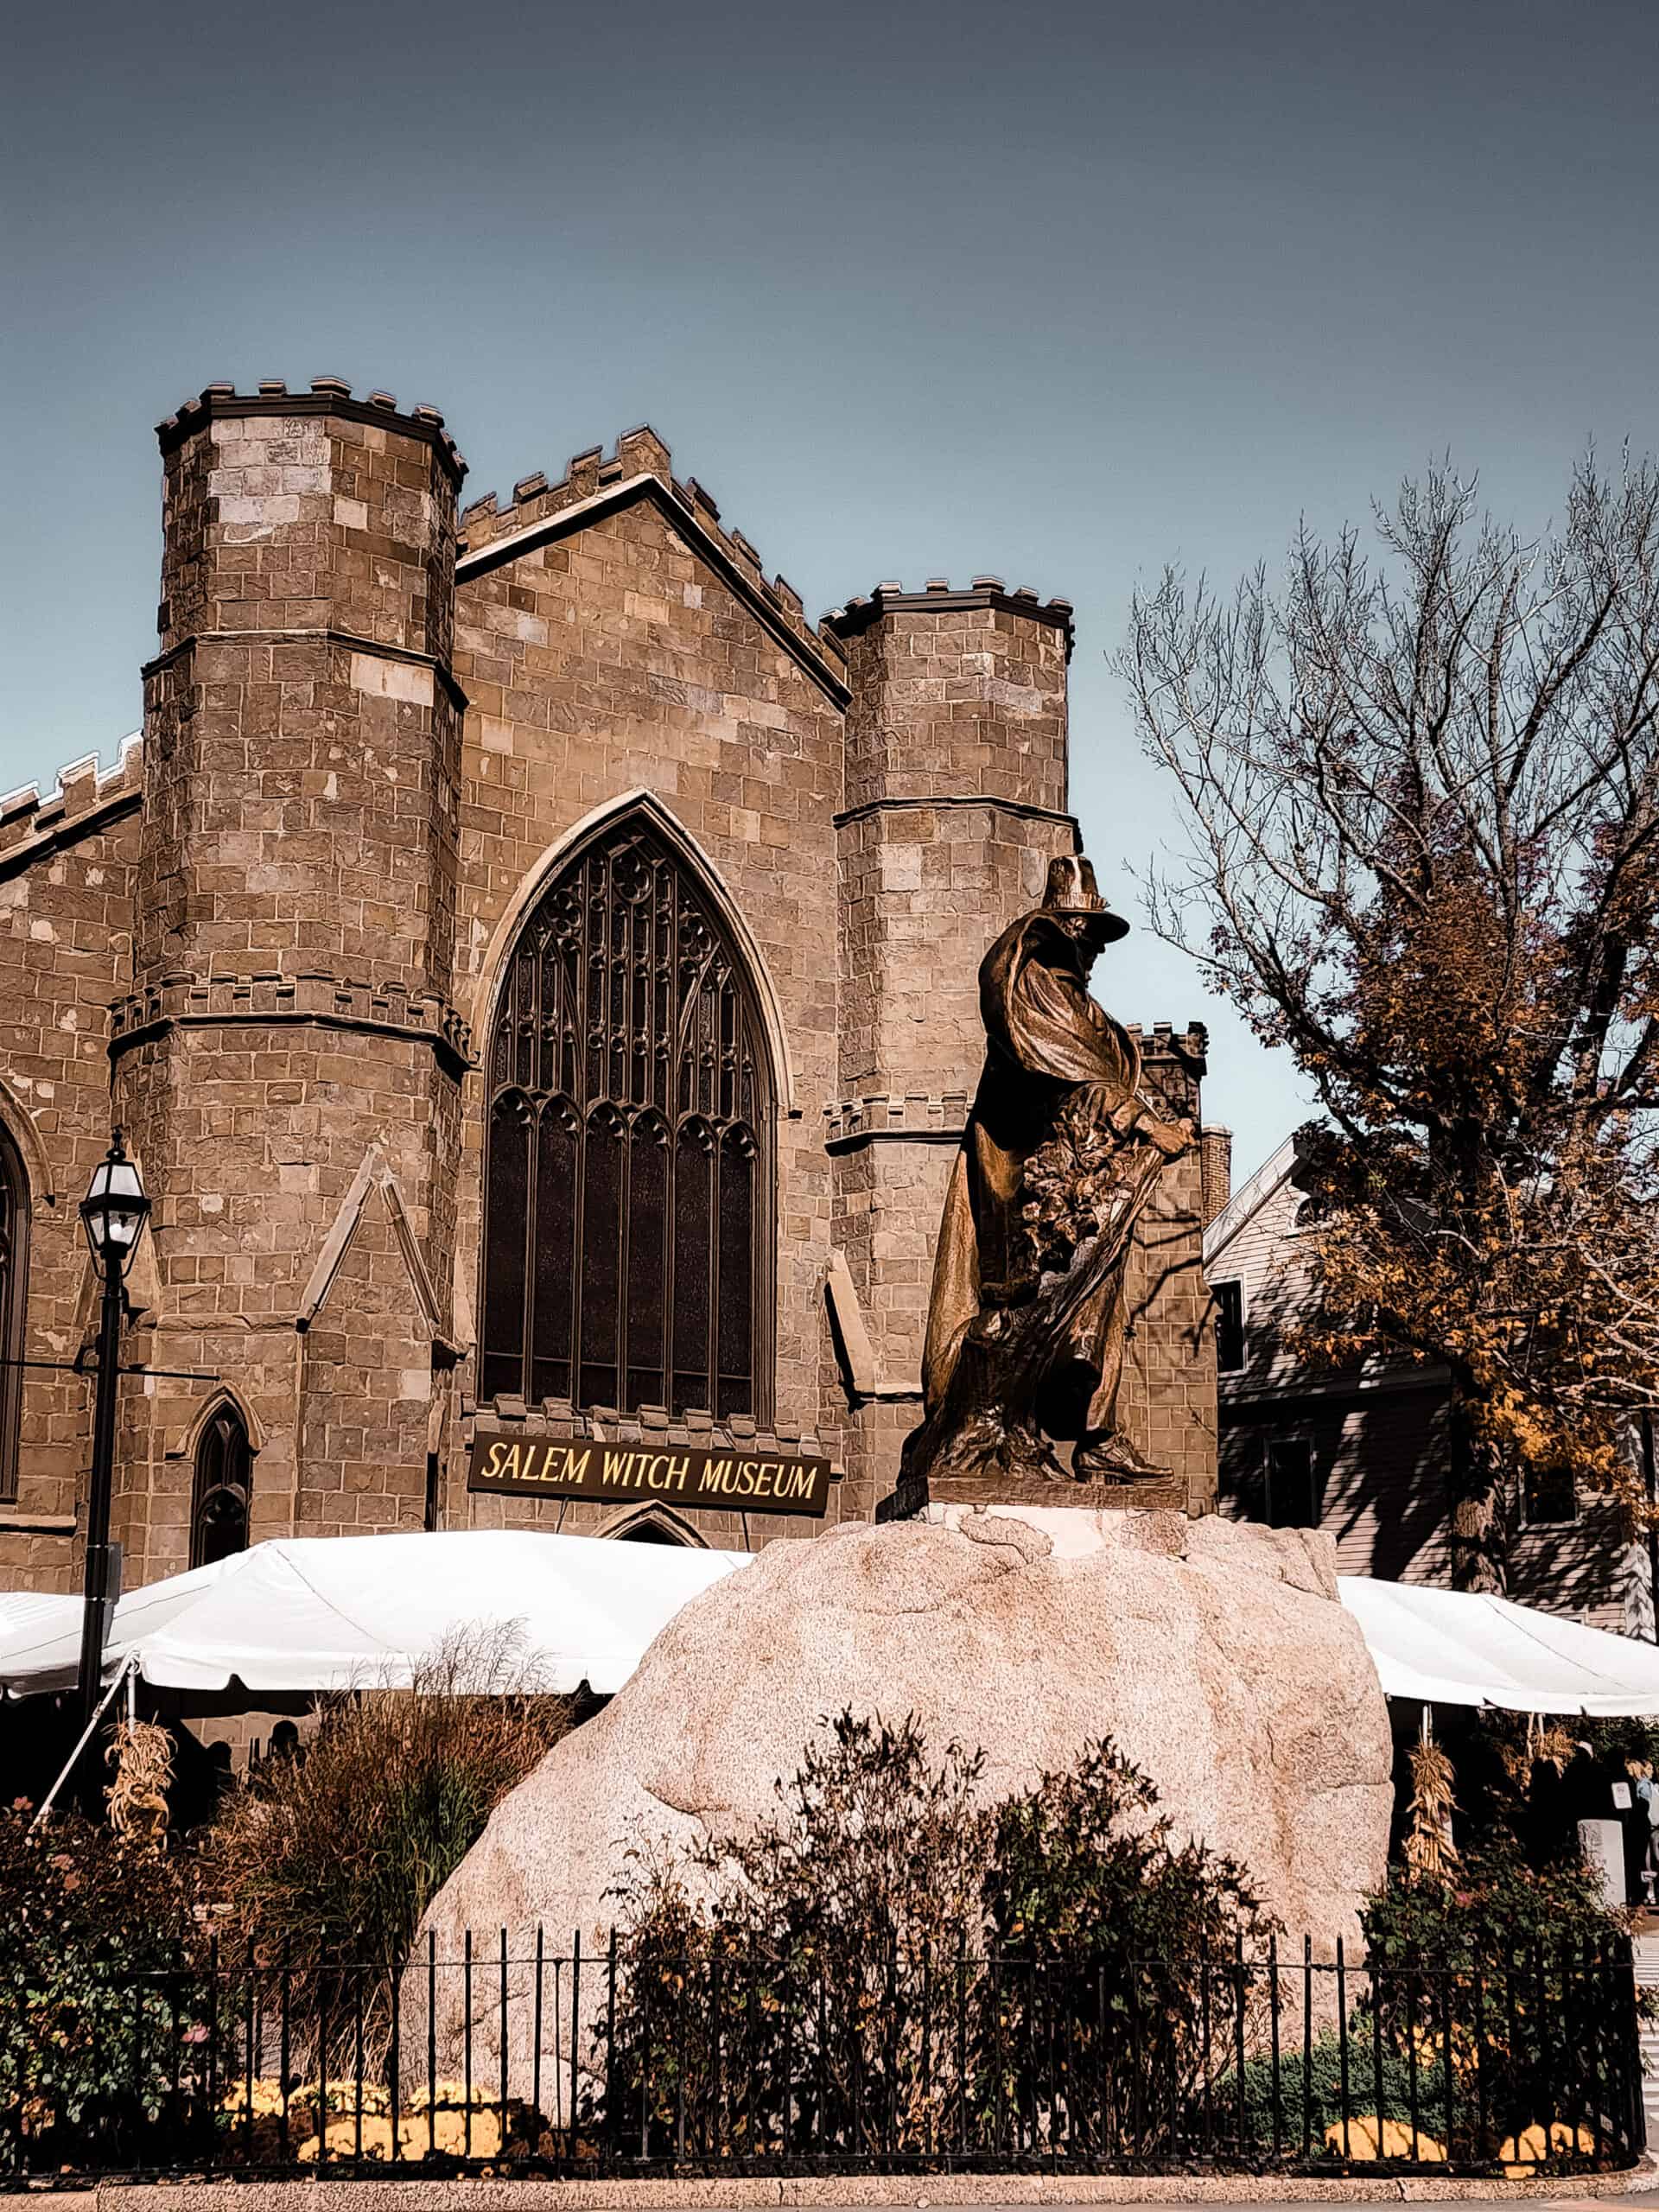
0,378,1217,1599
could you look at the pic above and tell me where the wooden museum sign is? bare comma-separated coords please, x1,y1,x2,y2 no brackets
467,1431,834,1518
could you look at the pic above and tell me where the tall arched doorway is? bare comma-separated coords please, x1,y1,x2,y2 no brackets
479,808,775,1422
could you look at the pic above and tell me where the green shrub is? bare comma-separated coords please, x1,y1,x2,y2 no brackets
1363,1841,1623,1966
603,1712,1271,2162
0,1801,204,2169
981,1740,1271,2154
603,1711,990,2157
1358,1845,1635,2159
1220,2024,1450,2155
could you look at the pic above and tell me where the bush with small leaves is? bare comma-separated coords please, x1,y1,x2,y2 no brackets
0,1799,204,2171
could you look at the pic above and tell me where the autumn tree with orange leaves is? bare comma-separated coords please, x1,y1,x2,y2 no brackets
1124,455,1659,1589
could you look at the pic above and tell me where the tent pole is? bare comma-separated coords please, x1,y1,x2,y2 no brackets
30,1653,135,1832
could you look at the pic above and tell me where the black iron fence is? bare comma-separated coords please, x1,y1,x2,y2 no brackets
0,1930,1644,2180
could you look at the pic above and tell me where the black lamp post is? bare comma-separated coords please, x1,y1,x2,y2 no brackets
75,1132,149,1736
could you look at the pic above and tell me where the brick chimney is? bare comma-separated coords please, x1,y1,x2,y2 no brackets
1200,1124,1233,1227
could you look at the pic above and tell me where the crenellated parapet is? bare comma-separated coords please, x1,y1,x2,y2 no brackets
456,424,849,699
824,575,1074,652
0,735,143,875
156,378,465,480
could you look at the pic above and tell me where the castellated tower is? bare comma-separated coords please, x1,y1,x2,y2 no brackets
824,581,1078,1517
823,580,1216,1518
111,381,467,1583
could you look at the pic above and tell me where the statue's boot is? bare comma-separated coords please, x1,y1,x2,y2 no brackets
1072,1427,1169,1483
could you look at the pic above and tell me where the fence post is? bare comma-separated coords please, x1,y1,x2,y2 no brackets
531,1926,544,2153
1335,1936,1351,2161
278,1940,291,2164
1233,1931,1248,2158
605,1929,619,2167
388,1930,402,2167
499,1928,510,2160
463,1929,474,2159
569,1929,583,2165
1267,1932,1281,2163
1300,1935,1313,2162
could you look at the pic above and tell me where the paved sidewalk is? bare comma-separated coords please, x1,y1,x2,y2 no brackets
32,2175,1652,2212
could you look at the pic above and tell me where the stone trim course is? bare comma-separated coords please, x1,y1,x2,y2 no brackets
110,973,474,1075
140,629,468,713
833,793,1080,834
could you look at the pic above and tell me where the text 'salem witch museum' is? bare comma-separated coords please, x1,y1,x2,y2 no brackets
0,379,1223,1597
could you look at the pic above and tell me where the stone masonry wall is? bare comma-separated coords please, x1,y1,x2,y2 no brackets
0,751,143,1591
442,429,850,1547
0,387,1219,1595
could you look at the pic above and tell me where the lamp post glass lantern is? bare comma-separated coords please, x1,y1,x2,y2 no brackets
80,1139,150,1277
75,1133,149,1737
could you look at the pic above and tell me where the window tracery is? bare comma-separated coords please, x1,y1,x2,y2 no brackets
480,816,772,1421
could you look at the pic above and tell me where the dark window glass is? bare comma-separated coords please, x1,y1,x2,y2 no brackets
480,1098,531,1403
1524,1464,1578,1526
1264,1435,1319,1529
191,1408,251,1568
1214,1279,1244,1373
0,1128,28,1503
481,817,772,1420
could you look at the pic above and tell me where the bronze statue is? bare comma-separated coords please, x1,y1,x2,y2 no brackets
887,855,1192,1512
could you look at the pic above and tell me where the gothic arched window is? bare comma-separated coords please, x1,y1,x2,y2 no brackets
0,1127,28,1503
191,1407,251,1568
480,813,773,1422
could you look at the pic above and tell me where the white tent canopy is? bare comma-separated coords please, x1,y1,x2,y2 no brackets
6,1535,1659,1716
0,1530,751,1699
1338,1573,1659,1715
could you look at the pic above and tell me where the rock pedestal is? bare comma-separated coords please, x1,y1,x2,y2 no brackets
410,1510,1392,2094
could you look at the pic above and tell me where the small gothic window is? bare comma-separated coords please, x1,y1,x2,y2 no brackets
192,1408,252,1568
480,813,773,1421
615,1517,689,1546
0,1128,27,1503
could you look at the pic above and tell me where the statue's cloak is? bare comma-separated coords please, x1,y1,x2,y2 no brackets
921,910,1142,1414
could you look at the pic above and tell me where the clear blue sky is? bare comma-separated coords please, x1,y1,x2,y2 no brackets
5,0,1656,1180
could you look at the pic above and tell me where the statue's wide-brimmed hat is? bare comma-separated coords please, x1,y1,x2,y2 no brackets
1041,855,1129,941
